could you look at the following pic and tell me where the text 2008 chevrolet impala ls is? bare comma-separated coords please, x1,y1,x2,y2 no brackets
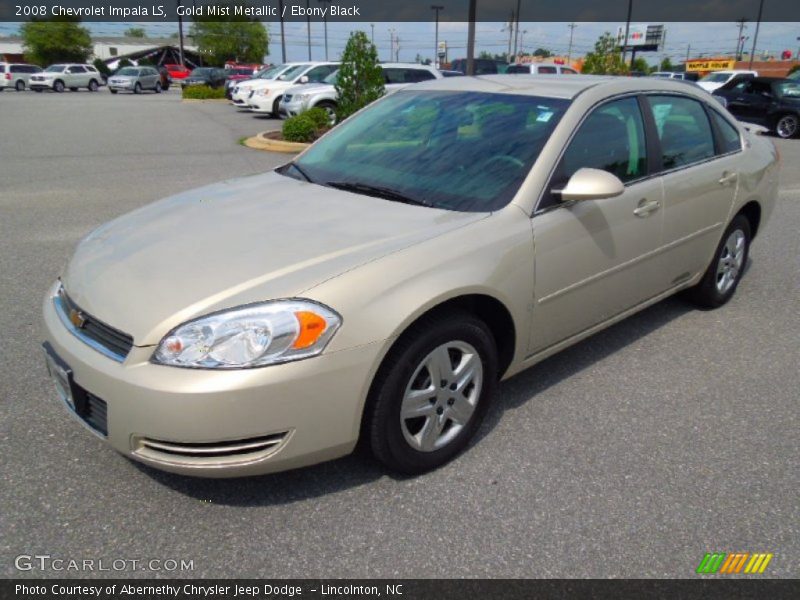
42,76,778,477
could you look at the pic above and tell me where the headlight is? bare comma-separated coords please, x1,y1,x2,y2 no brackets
152,300,341,369
255,88,270,96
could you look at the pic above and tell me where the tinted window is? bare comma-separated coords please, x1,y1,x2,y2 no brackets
0,65,5,73
538,66,557,74
507,65,530,74
562,68,578,75
306,65,336,82
554,97,648,192
407,69,436,82
293,90,570,212
10,65,21,73
69,66,86,73
709,110,741,154
647,95,715,169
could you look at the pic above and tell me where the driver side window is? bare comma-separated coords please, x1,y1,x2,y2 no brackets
542,96,647,208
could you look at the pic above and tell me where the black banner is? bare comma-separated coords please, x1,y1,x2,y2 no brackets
2,0,800,23
3,580,800,600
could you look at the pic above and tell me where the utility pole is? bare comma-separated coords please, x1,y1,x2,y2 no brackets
506,10,515,62
319,0,332,61
278,0,287,63
306,0,312,61
389,28,396,63
735,18,747,60
748,0,764,69
176,0,185,66
567,22,577,63
621,0,633,65
513,0,521,57
370,23,374,45
431,5,444,68
466,0,476,76
686,44,691,62
395,34,401,61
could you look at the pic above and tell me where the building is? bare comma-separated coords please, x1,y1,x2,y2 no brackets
685,56,800,78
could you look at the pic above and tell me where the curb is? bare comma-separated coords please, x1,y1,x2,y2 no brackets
243,131,310,154
181,98,229,103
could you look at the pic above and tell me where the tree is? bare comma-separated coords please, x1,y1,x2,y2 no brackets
125,27,146,38
20,18,92,66
630,57,650,74
532,48,552,58
335,31,385,122
190,9,269,66
581,32,627,75
659,57,674,72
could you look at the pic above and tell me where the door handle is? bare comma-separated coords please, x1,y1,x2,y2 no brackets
633,198,660,217
718,171,738,186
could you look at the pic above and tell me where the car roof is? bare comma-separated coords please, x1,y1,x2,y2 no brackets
411,74,718,101
380,62,436,69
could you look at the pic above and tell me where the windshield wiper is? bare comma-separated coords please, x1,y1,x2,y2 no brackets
326,181,432,207
287,162,313,183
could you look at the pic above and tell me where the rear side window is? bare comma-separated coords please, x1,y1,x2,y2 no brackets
562,68,578,75
507,65,530,74
306,65,336,83
538,66,557,74
709,110,742,154
646,95,715,170
406,69,436,83
0,65,5,73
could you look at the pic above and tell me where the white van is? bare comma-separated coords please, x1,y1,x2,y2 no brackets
507,63,579,75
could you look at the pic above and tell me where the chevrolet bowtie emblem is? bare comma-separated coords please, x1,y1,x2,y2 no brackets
69,308,86,329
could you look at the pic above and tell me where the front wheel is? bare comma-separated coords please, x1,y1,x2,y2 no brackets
134,82,142,94
366,312,497,474
88,79,99,92
317,101,338,125
53,80,65,93
686,214,751,309
154,82,162,93
775,114,798,139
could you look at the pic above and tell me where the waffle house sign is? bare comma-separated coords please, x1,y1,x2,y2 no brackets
686,59,736,72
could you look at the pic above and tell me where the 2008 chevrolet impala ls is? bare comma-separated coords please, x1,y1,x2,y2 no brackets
42,76,778,477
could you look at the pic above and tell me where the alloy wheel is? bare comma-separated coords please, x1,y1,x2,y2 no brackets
716,229,745,294
776,115,798,139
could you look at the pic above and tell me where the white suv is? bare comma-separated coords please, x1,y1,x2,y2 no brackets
280,63,443,121
243,62,339,117
29,64,105,92
507,63,579,75
0,63,43,91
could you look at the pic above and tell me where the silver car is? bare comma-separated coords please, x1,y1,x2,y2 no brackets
108,67,163,94
29,64,104,92
42,76,778,478
0,62,43,91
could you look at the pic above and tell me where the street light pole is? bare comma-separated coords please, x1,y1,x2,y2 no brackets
319,0,332,61
176,0,185,66
567,22,576,64
278,0,286,63
306,0,312,61
748,0,764,69
431,5,444,68
735,18,747,61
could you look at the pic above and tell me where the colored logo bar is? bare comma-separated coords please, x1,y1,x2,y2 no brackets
697,553,773,574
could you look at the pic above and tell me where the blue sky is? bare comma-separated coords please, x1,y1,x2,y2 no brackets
2,21,798,65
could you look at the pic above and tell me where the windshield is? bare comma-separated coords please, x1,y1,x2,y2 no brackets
289,90,570,212
279,64,310,81
190,68,213,77
46,65,65,73
701,72,732,83
117,67,139,76
776,81,800,97
256,64,287,79
789,70,800,81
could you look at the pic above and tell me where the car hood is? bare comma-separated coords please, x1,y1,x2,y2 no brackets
62,171,485,346
696,81,723,92
286,83,334,96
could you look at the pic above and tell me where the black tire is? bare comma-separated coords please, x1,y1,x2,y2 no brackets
134,82,142,94
317,100,338,124
109,89,118,94
88,79,98,92
272,96,282,118
154,82,162,94
15,80,25,92
53,80,65,93
686,214,751,309
775,113,799,139
366,311,498,474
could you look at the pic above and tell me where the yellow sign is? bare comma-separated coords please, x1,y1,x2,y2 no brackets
686,59,736,72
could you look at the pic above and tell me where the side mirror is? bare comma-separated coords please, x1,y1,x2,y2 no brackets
298,75,309,84
555,168,624,202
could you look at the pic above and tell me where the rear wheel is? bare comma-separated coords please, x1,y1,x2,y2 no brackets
15,80,25,92
88,79,98,92
366,312,497,474
154,82,162,93
317,100,338,125
775,114,798,139
686,214,751,309
53,80,65,93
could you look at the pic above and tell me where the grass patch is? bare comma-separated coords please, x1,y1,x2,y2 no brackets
182,85,226,100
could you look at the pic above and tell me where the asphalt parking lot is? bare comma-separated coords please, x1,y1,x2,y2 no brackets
1,88,798,579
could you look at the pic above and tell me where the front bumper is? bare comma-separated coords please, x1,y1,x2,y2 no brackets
42,284,382,477
249,93,279,114
280,98,307,118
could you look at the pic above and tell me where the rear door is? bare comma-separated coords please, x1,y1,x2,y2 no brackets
529,95,666,352
645,94,740,281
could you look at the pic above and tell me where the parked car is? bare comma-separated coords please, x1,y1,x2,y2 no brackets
280,63,443,121
650,71,686,79
440,70,465,78
230,63,299,108
245,62,339,117
108,66,164,94
224,66,257,99
450,58,508,75
164,63,191,81
0,62,43,91
29,64,104,92
507,63,579,75
181,67,228,89
42,76,777,478
697,70,757,93
713,76,800,138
